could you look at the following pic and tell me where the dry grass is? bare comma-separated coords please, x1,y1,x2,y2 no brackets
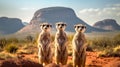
0,33,120,60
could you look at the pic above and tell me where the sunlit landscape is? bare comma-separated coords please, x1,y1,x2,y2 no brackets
0,0,120,67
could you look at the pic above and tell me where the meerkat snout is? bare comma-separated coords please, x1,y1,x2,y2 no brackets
56,22,67,31
74,24,86,33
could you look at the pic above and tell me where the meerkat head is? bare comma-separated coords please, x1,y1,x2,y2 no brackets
40,23,52,32
74,24,86,33
56,22,67,31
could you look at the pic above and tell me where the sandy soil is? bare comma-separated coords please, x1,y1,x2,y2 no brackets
0,52,120,67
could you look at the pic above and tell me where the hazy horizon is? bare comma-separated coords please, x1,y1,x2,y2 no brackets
0,0,120,25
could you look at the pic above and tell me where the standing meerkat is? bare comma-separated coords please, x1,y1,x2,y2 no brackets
37,23,52,66
72,24,87,67
54,22,68,65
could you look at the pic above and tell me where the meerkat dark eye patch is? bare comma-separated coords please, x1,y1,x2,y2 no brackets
61,24,64,26
81,26,86,28
46,25,50,27
43,25,45,27
58,24,60,26
77,26,80,28
81,26,84,28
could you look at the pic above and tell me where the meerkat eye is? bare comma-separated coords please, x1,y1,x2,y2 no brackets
46,25,50,27
58,24,60,26
61,24,64,26
43,25,45,27
81,26,84,28
77,26,80,28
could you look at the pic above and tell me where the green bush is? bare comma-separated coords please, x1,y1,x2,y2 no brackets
5,43,18,53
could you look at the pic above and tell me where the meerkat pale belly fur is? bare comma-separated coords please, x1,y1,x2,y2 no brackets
55,22,68,65
72,24,87,67
38,23,52,66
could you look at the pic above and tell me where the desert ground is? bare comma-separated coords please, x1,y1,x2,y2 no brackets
0,51,120,67
0,32,120,67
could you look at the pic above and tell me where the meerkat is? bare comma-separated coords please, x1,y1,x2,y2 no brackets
72,24,87,67
54,22,68,65
37,23,52,66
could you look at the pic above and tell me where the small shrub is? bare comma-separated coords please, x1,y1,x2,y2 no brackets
0,38,7,48
98,49,113,57
68,34,74,42
0,53,13,60
5,43,18,53
112,46,120,57
25,35,33,43
86,46,93,52
98,46,120,57
113,34,120,45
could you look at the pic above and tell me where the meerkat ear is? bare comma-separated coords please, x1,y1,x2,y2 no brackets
84,25,86,28
74,25,76,28
40,23,43,27
55,23,58,25
64,23,67,26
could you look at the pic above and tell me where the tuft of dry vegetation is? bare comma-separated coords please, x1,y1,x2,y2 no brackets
5,43,18,53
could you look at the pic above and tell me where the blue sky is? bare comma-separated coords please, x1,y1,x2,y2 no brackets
0,0,120,25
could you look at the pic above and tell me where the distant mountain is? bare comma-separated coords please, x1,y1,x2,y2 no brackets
0,17,24,34
17,7,106,35
93,19,120,31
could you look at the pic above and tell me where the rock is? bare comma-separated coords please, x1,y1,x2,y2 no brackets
86,46,93,52
0,17,24,34
93,19,120,31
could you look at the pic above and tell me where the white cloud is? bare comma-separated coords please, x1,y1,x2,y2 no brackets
112,4,120,7
20,7,35,10
78,4,120,25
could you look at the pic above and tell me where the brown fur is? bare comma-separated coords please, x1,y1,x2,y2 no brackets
55,22,68,65
72,24,87,67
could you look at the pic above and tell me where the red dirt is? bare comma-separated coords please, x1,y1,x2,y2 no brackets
0,52,120,67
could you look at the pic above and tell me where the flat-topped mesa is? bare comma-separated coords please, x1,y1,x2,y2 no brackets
93,19,120,31
30,7,77,25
